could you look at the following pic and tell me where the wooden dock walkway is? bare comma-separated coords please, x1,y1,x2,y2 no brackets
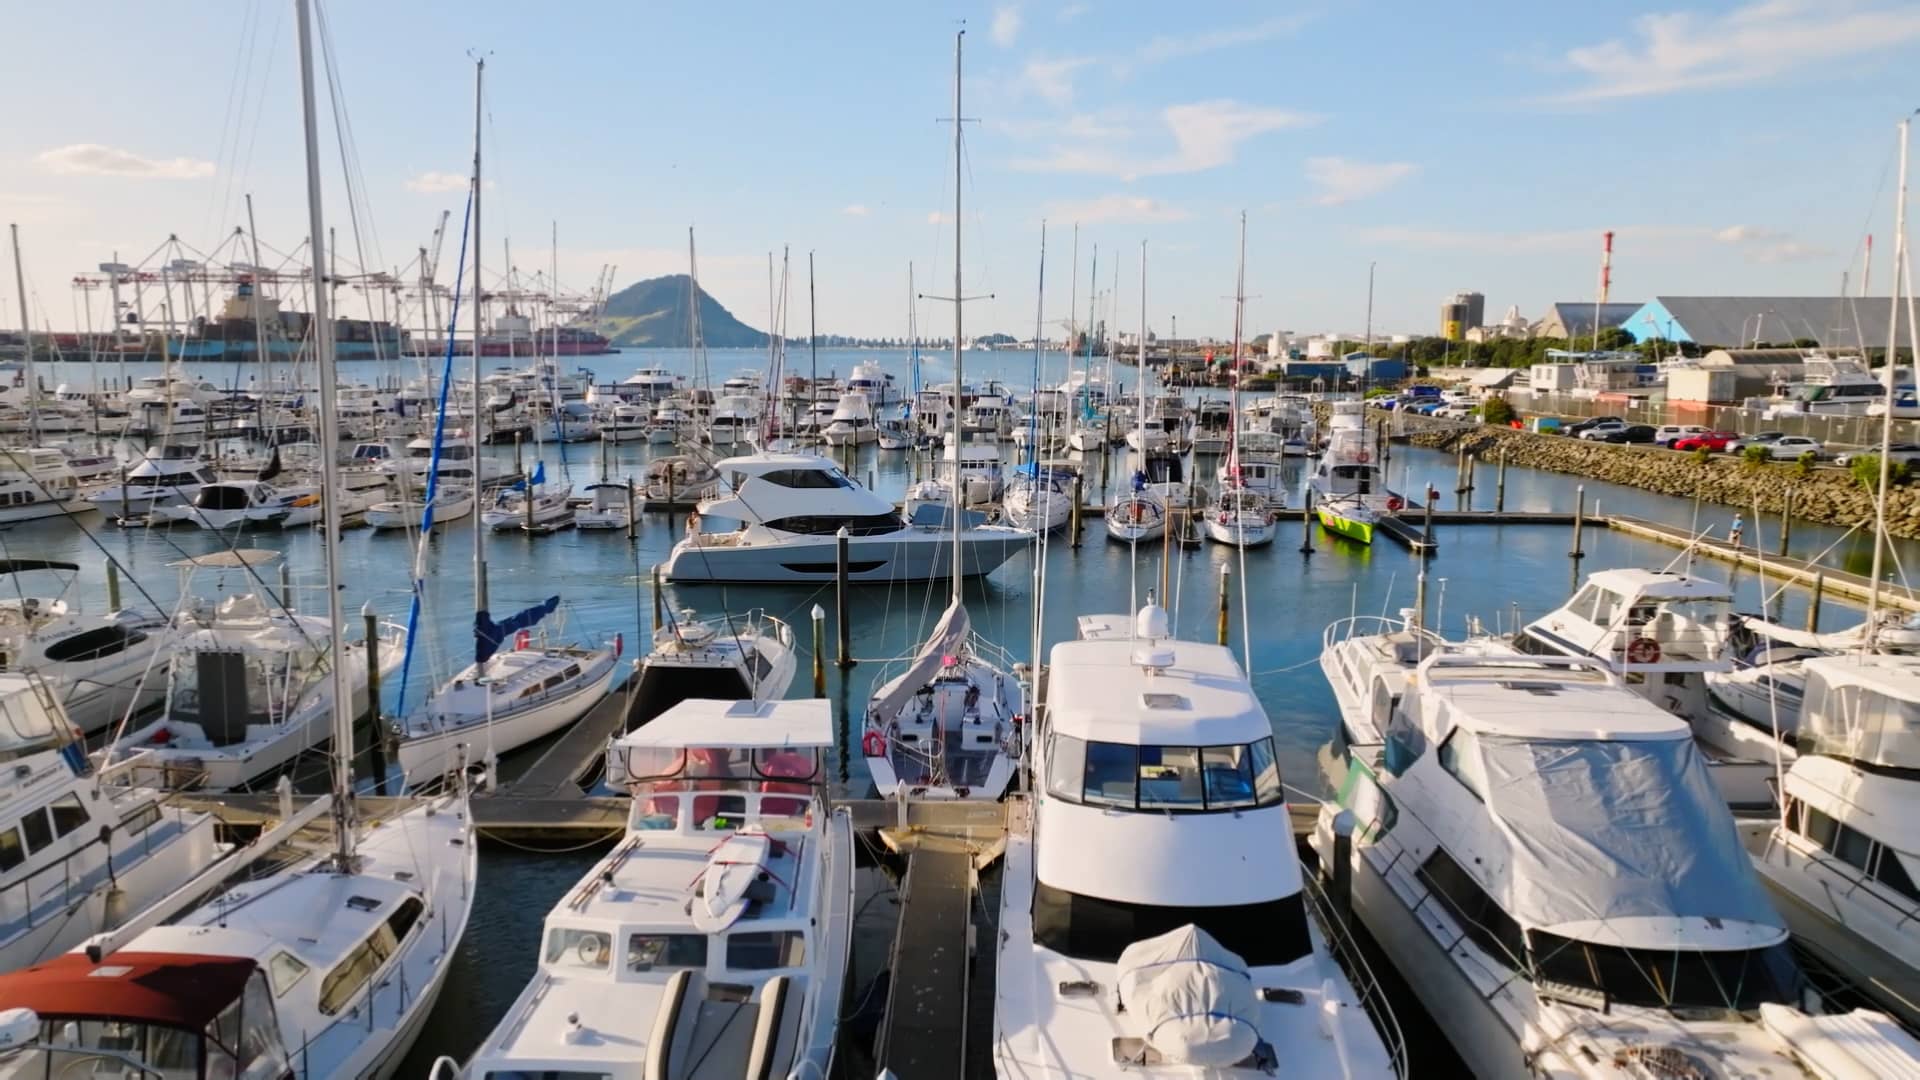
876,837,976,1080
1607,515,1920,612
497,674,637,797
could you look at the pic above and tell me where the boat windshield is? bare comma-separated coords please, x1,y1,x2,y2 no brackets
4,970,289,1080
1527,932,1800,1012
1045,734,1283,813
1032,882,1311,967
1800,667,1920,770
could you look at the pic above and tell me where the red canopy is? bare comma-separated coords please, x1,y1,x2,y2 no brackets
0,952,256,1030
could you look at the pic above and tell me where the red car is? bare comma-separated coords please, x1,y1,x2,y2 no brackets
1671,430,1740,452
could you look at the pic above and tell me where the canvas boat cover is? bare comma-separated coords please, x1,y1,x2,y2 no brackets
1479,735,1781,936
868,599,970,725
1115,925,1258,1067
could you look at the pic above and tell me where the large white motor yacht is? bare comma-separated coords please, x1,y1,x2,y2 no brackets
466,698,854,1080
1316,652,1920,1079
663,452,1031,585
0,559,171,733
1746,653,1920,1030
994,604,1401,1077
822,389,877,446
0,449,95,524
84,444,218,515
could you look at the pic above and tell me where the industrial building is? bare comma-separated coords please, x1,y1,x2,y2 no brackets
1534,302,1642,341
1438,290,1485,341
1620,296,1894,349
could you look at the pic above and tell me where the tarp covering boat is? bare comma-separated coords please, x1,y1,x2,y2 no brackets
1115,925,1258,1067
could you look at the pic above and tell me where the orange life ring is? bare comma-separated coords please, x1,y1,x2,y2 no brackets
1625,637,1661,665
862,729,887,757
1356,450,1370,463
1386,495,1404,511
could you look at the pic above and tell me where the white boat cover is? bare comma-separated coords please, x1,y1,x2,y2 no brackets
868,599,970,724
1115,926,1258,1067
1480,735,1781,933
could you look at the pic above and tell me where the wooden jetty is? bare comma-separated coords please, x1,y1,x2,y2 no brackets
1609,515,1920,612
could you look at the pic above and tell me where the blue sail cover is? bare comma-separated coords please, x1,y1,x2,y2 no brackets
474,596,561,667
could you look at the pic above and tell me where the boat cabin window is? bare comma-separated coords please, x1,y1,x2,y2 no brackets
1800,673,1920,769
42,624,147,663
1436,729,1490,801
20,806,54,854
1047,734,1282,812
267,951,309,996
317,898,420,1015
627,933,708,972
1785,796,1920,902
726,931,806,971
763,514,902,536
1417,848,1525,968
0,825,22,871
1528,931,1800,1011
1032,882,1311,966
546,927,615,971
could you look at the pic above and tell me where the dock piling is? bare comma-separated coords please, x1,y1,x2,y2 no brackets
279,562,293,611
625,478,637,540
104,560,121,611
118,463,129,522
361,602,387,796
1069,473,1083,548
1495,450,1507,513
811,604,826,697
1422,491,1436,552
1779,491,1793,557
835,527,852,669
1299,488,1315,555
650,565,663,631
1807,572,1824,632
1217,565,1230,646
665,471,675,536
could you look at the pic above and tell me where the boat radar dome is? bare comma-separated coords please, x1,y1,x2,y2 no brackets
1135,603,1170,640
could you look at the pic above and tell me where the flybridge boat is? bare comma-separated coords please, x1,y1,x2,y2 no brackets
388,434,507,485
627,608,795,731
84,443,217,515
822,389,877,446
467,698,853,1080
1309,400,1397,544
1705,607,1920,749
1746,653,1920,1030
617,366,679,401
994,603,1402,1077
157,479,328,530
0,449,94,524
1316,652,1920,1079
662,452,1031,585
599,402,651,442
0,671,221,974
0,559,171,733
706,392,761,447
1319,612,1519,748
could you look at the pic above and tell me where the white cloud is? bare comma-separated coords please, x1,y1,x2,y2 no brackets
1058,3,1089,21
1136,13,1314,65
1304,157,1417,206
1019,55,1094,106
1716,222,1829,262
927,211,949,225
405,171,469,194
1044,194,1190,225
991,5,1023,47
842,204,871,217
1013,100,1316,179
1557,0,1920,101
35,143,213,179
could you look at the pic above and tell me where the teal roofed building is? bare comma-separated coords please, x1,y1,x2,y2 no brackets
1621,297,1890,349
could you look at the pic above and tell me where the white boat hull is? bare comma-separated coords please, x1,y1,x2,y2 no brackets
1205,511,1278,547
398,651,619,783
664,527,1032,584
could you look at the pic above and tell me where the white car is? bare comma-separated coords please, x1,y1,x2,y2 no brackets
1834,442,1920,467
1576,419,1628,441
1765,435,1825,460
1652,424,1707,446
1433,402,1476,420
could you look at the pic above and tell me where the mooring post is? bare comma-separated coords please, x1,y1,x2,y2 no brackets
625,478,638,540
1069,472,1083,549
1414,566,1428,630
811,604,826,697
650,565,663,631
1217,565,1231,646
835,527,852,669
118,462,129,522
1495,450,1507,513
1807,573,1824,633
1423,487,1437,551
361,602,388,795
665,470,676,537
105,560,121,611
279,561,294,611
1779,490,1792,557
1299,488,1316,555
1569,485,1587,584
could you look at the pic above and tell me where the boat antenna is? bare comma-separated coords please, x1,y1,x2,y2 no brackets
295,0,356,865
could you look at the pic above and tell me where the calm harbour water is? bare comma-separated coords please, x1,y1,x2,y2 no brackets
23,347,1920,1076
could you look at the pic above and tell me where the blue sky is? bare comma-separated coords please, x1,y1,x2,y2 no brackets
3,1,1918,342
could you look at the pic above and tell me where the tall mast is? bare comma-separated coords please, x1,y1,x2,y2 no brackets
1229,212,1246,483
8,225,39,445
1866,114,1911,642
470,59,488,617
949,29,965,606
294,0,356,864
809,251,818,406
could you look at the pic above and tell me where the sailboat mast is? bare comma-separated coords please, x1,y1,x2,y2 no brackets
1866,114,1911,641
294,0,356,863
950,28,965,606
8,226,39,446
471,59,489,617
1229,212,1246,481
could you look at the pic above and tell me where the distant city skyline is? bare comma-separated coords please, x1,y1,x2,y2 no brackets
3,1,1917,343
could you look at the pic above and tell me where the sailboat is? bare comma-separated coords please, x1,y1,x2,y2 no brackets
0,11,475,1077
861,31,1024,802
396,62,621,786
1106,247,1168,543
1207,214,1280,549
1002,225,1072,535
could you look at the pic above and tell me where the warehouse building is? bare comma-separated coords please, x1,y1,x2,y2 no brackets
1621,296,1892,349
1534,302,1643,341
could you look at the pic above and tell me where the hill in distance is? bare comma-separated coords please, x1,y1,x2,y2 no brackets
598,274,767,348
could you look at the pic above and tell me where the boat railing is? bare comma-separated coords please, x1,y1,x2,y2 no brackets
1321,615,1441,653
1762,826,1920,933
0,800,182,939
1299,870,1408,1077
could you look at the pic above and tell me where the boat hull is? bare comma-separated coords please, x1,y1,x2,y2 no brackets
398,653,619,783
1317,505,1374,544
663,528,1032,584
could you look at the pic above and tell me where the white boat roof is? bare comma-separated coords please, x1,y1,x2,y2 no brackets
1045,637,1270,745
166,547,282,569
1416,657,1692,741
713,451,836,473
1802,652,1920,700
1584,567,1731,601
612,698,832,751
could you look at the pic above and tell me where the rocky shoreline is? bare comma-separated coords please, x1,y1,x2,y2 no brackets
1383,416,1920,539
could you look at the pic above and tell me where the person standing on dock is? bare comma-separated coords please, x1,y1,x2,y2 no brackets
1729,512,1745,549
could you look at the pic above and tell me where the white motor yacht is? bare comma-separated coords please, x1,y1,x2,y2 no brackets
822,389,877,446
1315,651,1920,1079
1191,398,1233,455
706,392,761,447
482,478,575,531
84,444,217,515
571,481,633,529
0,559,171,734
936,433,1006,504
662,452,1031,585
619,366,680,401
1308,400,1398,544
468,698,853,1080
994,603,1402,1077
159,479,333,531
600,402,652,442
0,672,221,973
387,434,507,485
1746,653,1920,1030
627,608,796,731
0,449,95,524
1320,612,1519,747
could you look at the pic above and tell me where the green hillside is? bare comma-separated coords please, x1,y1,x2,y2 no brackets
599,274,767,348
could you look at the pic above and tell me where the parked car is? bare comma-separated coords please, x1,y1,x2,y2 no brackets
1652,424,1709,446
1765,435,1825,460
1725,431,1786,452
1368,395,1398,410
1599,424,1658,444
1574,418,1629,440
1833,443,1920,467
1670,430,1741,452
1433,402,1476,420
